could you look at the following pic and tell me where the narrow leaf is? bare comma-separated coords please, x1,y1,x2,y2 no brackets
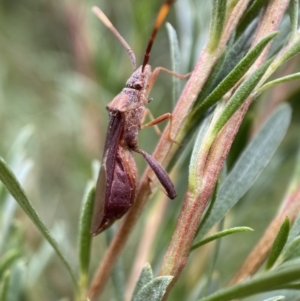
132,276,173,301
283,149,300,247
236,0,268,38
262,296,285,301
166,22,181,107
194,51,227,106
211,58,273,138
198,260,300,301
132,263,154,298
278,281,300,289
191,227,253,251
207,0,227,52
266,217,290,270
257,72,300,95
0,250,21,279
197,104,292,239
289,0,299,37
281,236,300,263
189,114,213,193
6,262,25,301
279,39,300,66
0,157,78,287
0,271,10,301
287,212,300,247
79,183,95,285
194,32,277,116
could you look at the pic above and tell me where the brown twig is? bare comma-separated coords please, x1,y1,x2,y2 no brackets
158,0,289,298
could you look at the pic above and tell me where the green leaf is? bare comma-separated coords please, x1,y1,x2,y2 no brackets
191,227,253,251
207,0,227,52
236,0,268,38
278,39,300,66
0,158,33,253
197,104,292,240
78,182,95,287
266,217,290,270
0,157,78,288
0,250,21,279
7,124,34,163
6,262,25,301
0,271,10,301
132,263,154,298
132,276,173,301
0,126,34,253
278,281,300,289
189,114,213,193
198,260,300,301
226,0,240,14
286,212,300,247
281,236,300,263
203,31,251,99
211,57,273,138
194,32,277,117
262,296,285,301
194,51,227,106
289,0,299,37
166,22,181,107
257,72,300,95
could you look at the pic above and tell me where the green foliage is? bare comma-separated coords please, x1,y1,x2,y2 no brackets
131,264,173,301
132,263,154,298
266,217,291,270
0,157,77,287
197,104,292,240
198,261,300,301
1,0,300,301
191,227,253,251
208,0,227,52
192,32,278,118
166,22,182,107
78,183,95,288
210,58,273,138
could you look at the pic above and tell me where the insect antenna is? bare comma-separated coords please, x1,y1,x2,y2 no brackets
92,6,137,70
142,0,176,72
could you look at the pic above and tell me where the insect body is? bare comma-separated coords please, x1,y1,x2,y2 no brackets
91,0,178,235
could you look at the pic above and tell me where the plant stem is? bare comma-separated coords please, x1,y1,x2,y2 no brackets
159,0,289,298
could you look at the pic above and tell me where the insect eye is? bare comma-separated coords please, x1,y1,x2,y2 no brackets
133,82,143,90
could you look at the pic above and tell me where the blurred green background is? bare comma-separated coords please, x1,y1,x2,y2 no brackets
1,0,300,300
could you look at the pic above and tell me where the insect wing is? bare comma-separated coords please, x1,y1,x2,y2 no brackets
101,148,137,231
91,112,124,235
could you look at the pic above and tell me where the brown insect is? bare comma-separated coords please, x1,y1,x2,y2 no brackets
91,0,186,235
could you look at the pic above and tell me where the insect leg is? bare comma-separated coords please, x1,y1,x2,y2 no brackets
147,67,191,94
141,110,181,146
140,109,166,136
